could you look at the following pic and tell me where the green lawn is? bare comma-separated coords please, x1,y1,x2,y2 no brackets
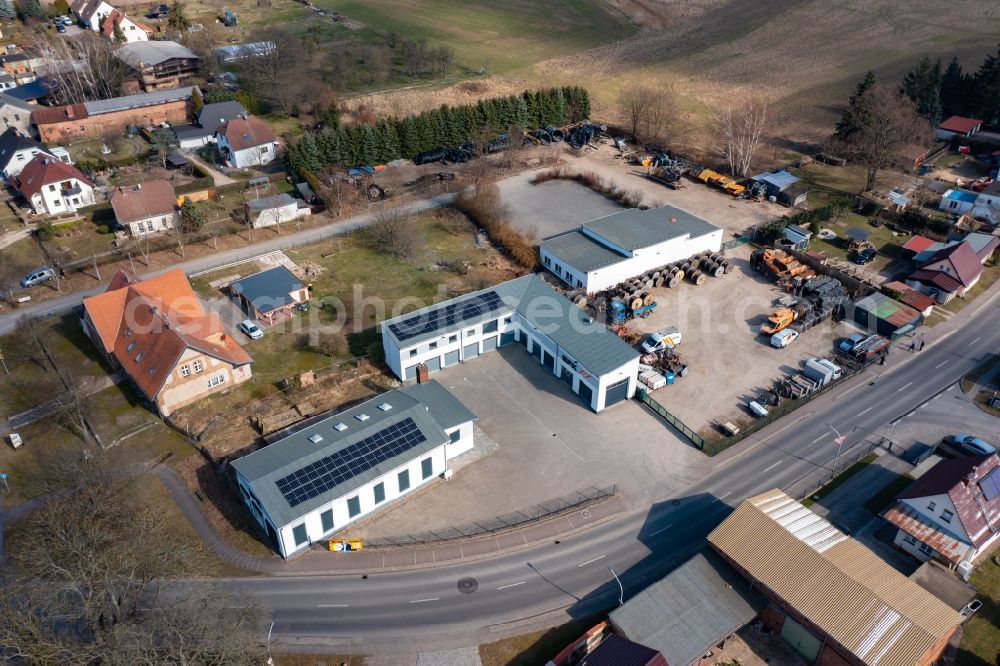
958,557,1000,666
942,262,1000,314
801,453,877,507
808,217,908,273
67,136,150,165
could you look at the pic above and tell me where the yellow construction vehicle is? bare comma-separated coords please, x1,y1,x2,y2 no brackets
759,306,805,335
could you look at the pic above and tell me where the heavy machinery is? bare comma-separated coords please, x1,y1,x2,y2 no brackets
750,248,816,282
696,168,745,196
760,306,805,335
607,298,657,324
328,168,393,201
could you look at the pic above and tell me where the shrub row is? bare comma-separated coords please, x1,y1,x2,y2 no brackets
452,183,537,270
531,167,646,209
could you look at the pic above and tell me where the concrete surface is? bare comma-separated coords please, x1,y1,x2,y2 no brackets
498,170,623,240
888,383,1000,458
349,346,710,539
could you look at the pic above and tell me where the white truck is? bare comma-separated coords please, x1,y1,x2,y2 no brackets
641,326,682,354
803,358,843,386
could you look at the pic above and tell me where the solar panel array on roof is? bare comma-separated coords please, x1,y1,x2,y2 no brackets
388,290,503,341
980,467,1000,501
275,416,426,507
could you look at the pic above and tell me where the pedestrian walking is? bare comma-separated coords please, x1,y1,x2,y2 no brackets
909,341,916,352
919,340,925,351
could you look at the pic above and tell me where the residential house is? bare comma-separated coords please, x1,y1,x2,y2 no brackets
0,128,54,181
936,116,983,141
13,154,95,215
0,74,15,91
110,180,178,236
231,380,477,558
229,266,309,325
81,269,253,417
0,52,44,78
972,181,1000,224
172,100,246,149
243,193,309,229
883,453,1000,566
33,87,196,143
0,91,33,136
70,0,116,30
4,77,59,105
939,188,978,215
216,115,279,168
882,281,937,317
114,41,200,92
708,489,962,666
100,9,152,43
907,236,999,302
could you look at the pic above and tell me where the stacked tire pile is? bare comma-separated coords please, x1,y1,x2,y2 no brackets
593,251,735,311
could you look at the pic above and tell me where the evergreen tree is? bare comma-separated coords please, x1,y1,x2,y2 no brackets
166,0,191,31
298,132,322,172
338,125,360,166
397,115,418,157
478,99,497,132
940,57,968,118
522,91,538,128
414,112,437,153
0,0,17,20
900,56,943,126
835,70,876,143
576,86,591,120
16,0,45,20
317,129,342,166
357,123,378,165
971,47,1000,126
552,87,567,125
375,119,400,163
513,95,530,129
112,19,127,44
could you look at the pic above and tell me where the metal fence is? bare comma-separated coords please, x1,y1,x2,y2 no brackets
720,235,751,251
363,485,616,548
636,389,705,449
784,440,879,501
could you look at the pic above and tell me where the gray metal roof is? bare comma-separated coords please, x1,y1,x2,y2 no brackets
396,381,477,431
115,40,199,67
230,266,304,314
610,551,763,666
230,380,476,528
583,206,719,252
540,229,625,272
246,193,296,211
0,91,32,111
197,101,246,133
381,274,639,377
84,87,195,116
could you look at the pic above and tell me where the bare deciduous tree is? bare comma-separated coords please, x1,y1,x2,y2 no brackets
619,85,650,139
238,28,306,115
715,96,769,177
359,205,422,259
34,33,129,104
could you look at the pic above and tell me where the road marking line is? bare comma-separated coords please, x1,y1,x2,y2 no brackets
857,407,873,416
578,555,606,567
719,492,733,501
649,524,673,537
969,337,982,346
497,581,526,590
317,604,349,608
763,460,784,473
408,598,439,604
897,382,912,392
811,434,826,444
934,361,948,369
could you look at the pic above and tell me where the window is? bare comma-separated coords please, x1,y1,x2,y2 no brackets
12,114,18,121
347,496,361,518
483,320,498,334
903,534,917,545
48,184,56,192
126,341,136,352
466,329,475,335
261,146,269,153
449,335,457,343
409,349,417,357
53,199,61,207
577,279,583,288
927,501,936,511
429,341,437,349
555,264,562,275
373,482,385,504
207,374,225,388
292,523,308,546
544,256,551,267
180,365,191,377
320,509,334,533
192,359,204,372
503,316,512,325
449,430,461,443
941,509,953,523
421,457,433,480
398,469,410,492
72,198,79,205
918,542,935,555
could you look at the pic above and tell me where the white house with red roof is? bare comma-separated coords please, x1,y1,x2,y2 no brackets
936,116,983,141
70,0,116,31
883,454,1000,566
13,153,95,215
215,115,278,168
906,235,999,302
100,9,152,43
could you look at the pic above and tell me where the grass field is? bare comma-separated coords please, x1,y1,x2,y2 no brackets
958,557,1000,666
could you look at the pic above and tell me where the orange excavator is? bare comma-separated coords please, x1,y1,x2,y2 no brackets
751,248,816,282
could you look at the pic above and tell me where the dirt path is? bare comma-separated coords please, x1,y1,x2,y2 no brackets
187,153,237,186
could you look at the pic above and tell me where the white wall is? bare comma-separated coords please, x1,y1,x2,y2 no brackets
127,211,177,236
893,529,936,562
2,147,50,181
217,134,279,168
252,202,298,228
939,191,975,215
31,179,96,215
392,309,517,381
444,421,474,458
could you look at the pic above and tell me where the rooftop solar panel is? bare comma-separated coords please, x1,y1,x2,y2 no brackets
388,290,504,342
274,416,427,507
980,467,1000,501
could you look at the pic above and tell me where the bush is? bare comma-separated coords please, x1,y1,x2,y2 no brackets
452,183,537,269
357,207,423,259
530,167,648,209
314,330,348,357
36,220,55,240
96,224,111,234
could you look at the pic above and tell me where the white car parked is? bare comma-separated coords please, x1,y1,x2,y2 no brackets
770,328,799,349
748,400,770,418
239,319,263,340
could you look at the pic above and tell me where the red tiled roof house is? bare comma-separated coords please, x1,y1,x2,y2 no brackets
215,115,278,168
100,9,153,43
110,180,178,236
906,238,997,303
13,153,95,215
883,454,1000,566
82,269,253,417
936,116,983,141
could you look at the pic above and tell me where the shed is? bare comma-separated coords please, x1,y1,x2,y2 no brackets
781,181,809,206
783,223,812,251
243,193,305,229
939,189,978,215
936,116,982,141
882,281,937,316
850,291,923,338
230,266,309,325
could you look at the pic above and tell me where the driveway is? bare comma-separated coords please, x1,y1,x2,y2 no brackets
186,153,236,186
348,345,712,539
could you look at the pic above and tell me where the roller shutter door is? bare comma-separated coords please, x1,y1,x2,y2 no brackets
443,350,460,367
482,336,498,353
780,617,821,662
604,378,629,406
534,342,544,361
463,343,479,360
425,356,441,372
578,382,594,407
517,333,527,347
500,331,516,346
542,350,555,371
404,365,416,380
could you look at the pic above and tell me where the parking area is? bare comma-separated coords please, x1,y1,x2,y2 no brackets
627,244,842,433
348,346,712,539
498,169,624,239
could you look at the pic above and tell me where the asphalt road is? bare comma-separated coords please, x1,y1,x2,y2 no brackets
223,292,1000,654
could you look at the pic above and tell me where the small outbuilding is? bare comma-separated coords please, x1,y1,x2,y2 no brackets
750,170,807,206
850,291,923,338
936,116,983,141
846,227,870,249
244,193,309,229
783,223,812,251
230,266,309,325
939,188,978,215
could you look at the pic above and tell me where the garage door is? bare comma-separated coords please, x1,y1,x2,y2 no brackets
443,350,460,367
578,382,594,407
482,336,498,353
425,356,441,372
500,331,516,346
404,365,416,380
534,342,543,361
463,343,479,360
517,333,527,348
542,350,555,371
604,378,630,407
780,617,821,662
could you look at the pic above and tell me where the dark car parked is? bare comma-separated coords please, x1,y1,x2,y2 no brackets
851,247,877,265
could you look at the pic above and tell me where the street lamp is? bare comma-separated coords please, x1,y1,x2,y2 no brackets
607,565,624,607
827,423,847,476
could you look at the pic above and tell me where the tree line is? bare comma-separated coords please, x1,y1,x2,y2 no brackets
897,48,1000,127
285,86,591,175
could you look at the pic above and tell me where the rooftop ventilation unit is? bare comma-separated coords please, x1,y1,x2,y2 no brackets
307,434,323,444
333,422,348,432
356,413,370,422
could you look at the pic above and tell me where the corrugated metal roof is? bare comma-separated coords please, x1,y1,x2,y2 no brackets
230,266,303,314
609,551,762,666
752,170,799,190
883,502,972,564
708,489,961,666
84,87,194,116
115,40,198,68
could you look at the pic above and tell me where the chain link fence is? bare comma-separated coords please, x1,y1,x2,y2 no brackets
363,485,616,548
784,440,879,501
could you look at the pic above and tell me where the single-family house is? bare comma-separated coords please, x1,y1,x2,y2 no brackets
0,52,44,77
13,154,95,215
100,9,152,43
114,41,201,92
907,236,999,302
173,100,246,149
81,269,253,417
708,489,962,666
939,188,978,215
936,116,983,141
70,0,116,31
0,91,33,136
216,115,279,168
231,380,477,557
110,180,178,236
0,128,54,181
901,234,938,258
243,193,309,229
229,266,309,325
883,453,1000,567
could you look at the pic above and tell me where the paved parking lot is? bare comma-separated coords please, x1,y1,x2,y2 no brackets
349,346,713,539
498,170,622,240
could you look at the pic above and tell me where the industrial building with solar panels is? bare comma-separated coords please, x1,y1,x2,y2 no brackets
380,274,640,412
231,380,477,558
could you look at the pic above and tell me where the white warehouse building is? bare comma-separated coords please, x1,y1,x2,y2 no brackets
381,274,641,413
539,206,724,294
231,381,477,558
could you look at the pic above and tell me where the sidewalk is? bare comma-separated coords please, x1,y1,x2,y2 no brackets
0,227,31,250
